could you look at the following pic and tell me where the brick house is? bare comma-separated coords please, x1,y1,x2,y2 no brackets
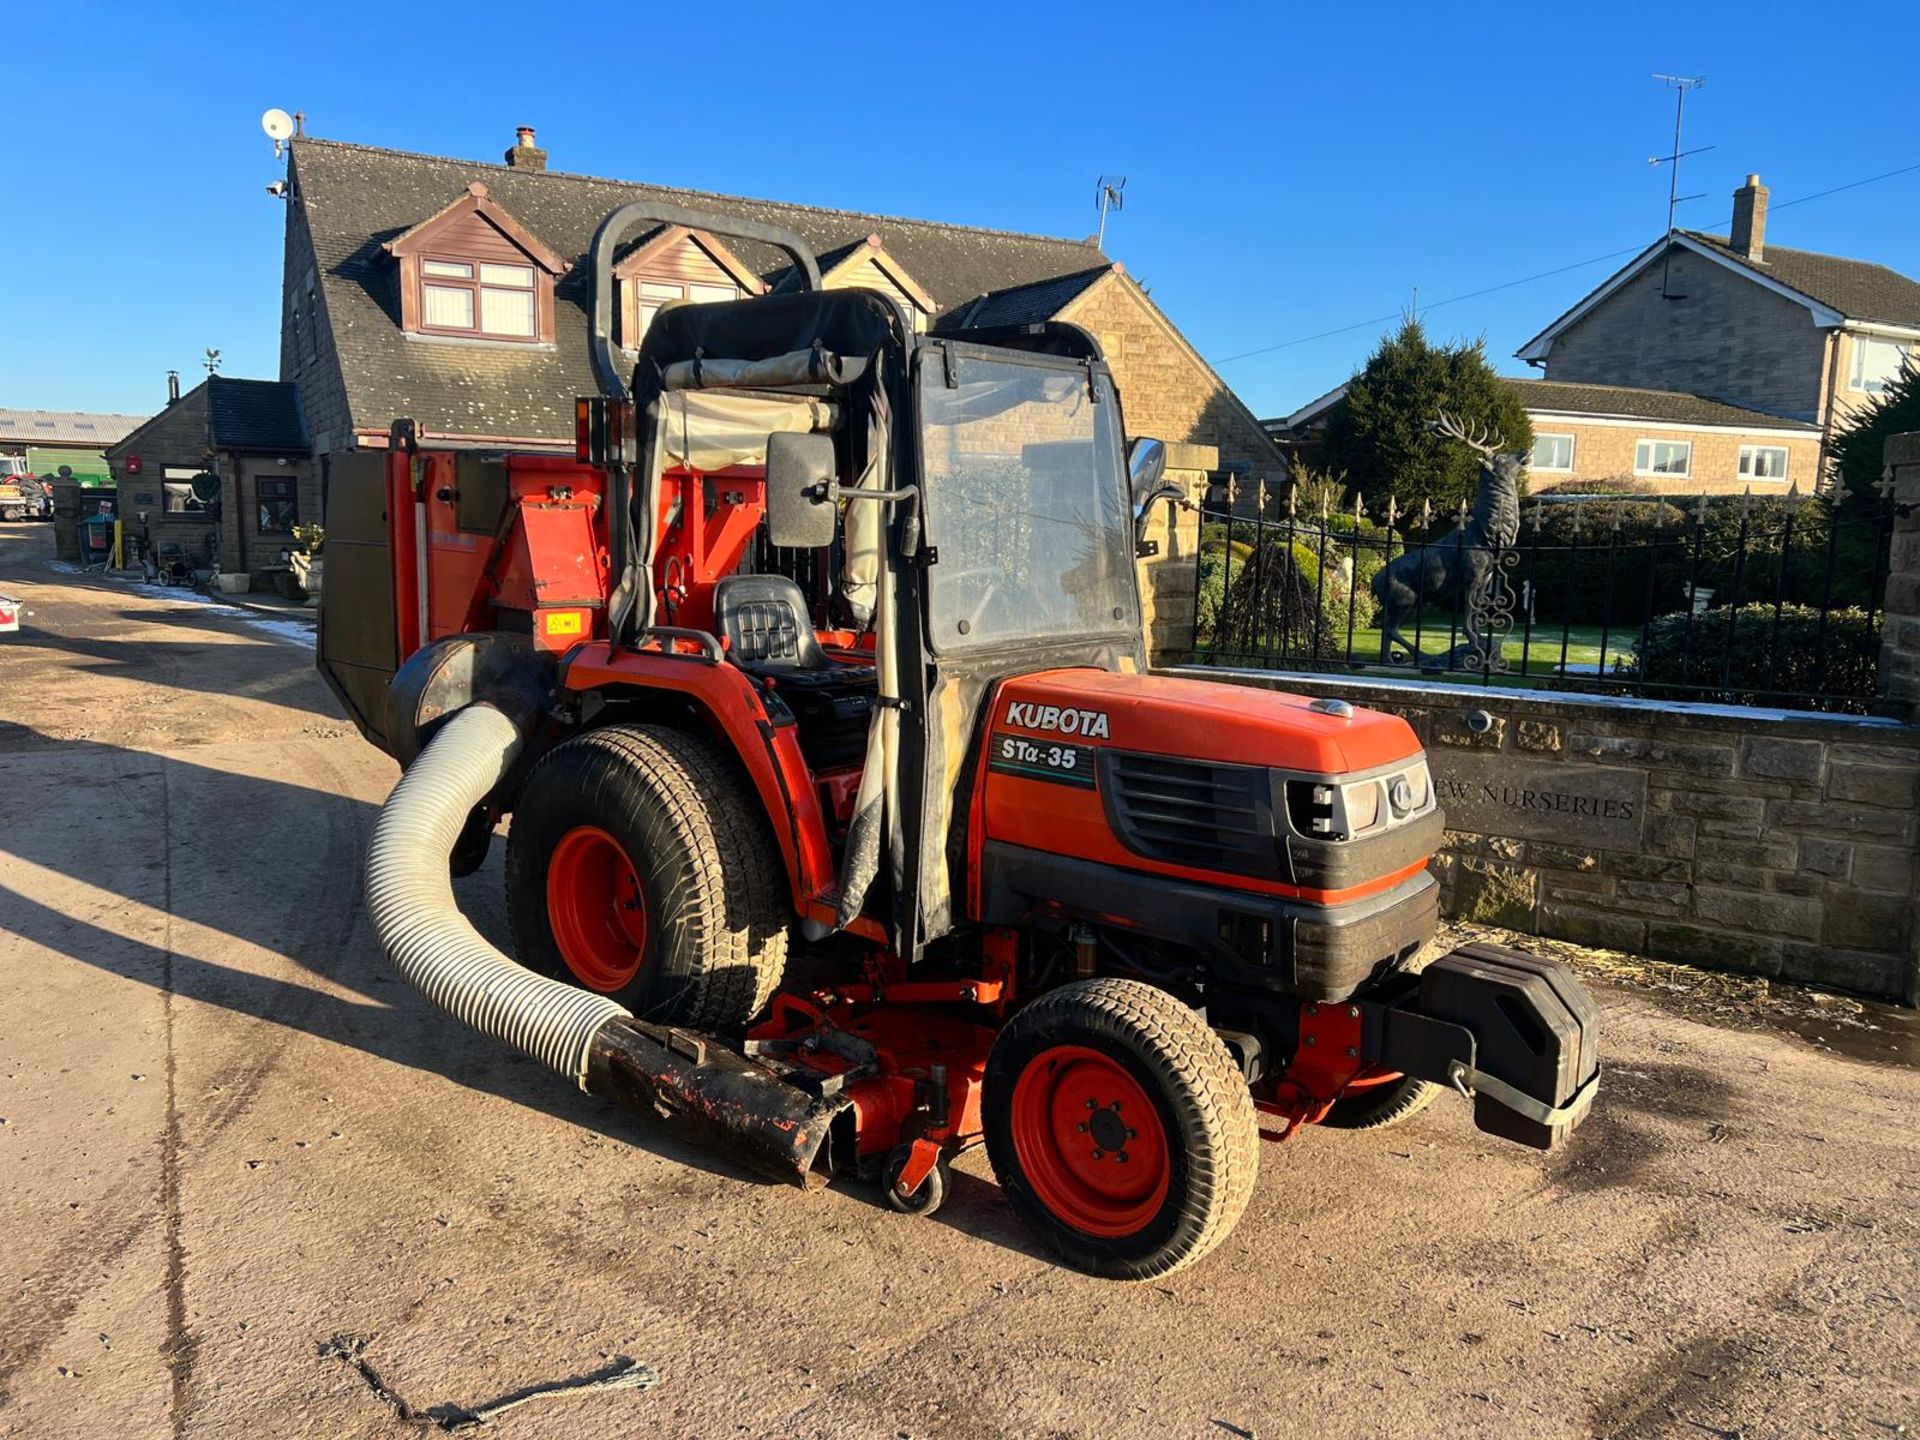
1514,173,1920,488
277,130,1284,489
106,375,311,579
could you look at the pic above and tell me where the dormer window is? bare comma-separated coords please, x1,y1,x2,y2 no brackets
421,259,539,338
614,225,766,350
819,235,938,333
385,182,566,345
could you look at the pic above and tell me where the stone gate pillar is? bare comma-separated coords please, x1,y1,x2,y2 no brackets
1138,441,1216,665
1881,432,1920,725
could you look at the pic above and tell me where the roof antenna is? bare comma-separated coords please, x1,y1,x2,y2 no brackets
1094,175,1126,250
1648,74,1711,300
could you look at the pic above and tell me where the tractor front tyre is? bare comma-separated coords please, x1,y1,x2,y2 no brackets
983,979,1258,1281
505,724,789,1029
1319,1075,1442,1131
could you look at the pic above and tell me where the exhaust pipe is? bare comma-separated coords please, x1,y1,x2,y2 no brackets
363,703,846,1186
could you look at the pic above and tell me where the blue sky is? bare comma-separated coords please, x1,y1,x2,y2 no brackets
3,1,1917,422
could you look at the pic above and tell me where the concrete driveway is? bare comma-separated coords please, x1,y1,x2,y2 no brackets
1,523,1915,1440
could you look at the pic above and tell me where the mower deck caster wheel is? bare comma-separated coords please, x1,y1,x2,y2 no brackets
882,1146,950,1217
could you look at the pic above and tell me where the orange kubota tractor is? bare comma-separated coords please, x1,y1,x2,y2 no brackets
324,204,1598,1279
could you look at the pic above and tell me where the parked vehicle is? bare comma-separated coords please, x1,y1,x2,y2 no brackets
323,205,1599,1278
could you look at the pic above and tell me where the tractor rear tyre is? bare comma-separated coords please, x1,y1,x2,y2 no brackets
983,979,1258,1281
1319,1075,1442,1131
505,724,788,1028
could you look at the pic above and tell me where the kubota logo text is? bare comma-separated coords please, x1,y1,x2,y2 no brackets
1003,702,1111,740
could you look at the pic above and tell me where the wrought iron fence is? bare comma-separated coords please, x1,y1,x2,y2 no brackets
1190,478,1898,713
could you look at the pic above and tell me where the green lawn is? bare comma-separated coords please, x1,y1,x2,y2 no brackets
1201,612,1639,679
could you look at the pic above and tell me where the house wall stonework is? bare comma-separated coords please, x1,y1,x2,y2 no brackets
279,176,354,456
1544,248,1828,423
1160,668,1920,1004
1058,275,1285,480
1525,413,1825,495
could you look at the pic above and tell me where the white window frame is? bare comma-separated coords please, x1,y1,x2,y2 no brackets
1634,439,1692,478
1851,335,1912,395
1737,444,1790,482
1530,432,1575,473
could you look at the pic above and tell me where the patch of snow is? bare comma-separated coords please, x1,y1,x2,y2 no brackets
119,576,318,649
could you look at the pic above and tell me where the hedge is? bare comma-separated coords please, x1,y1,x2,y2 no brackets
1622,603,1878,708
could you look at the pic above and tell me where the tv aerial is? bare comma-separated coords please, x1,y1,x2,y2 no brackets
1095,175,1126,249
262,107,295,158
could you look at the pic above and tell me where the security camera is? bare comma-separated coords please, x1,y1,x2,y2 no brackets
266,181,288,198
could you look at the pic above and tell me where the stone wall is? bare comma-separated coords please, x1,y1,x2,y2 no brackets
1163,667,1920,1003
1057,272,1286,480
1523,413,1824,495
1544,244,1827,423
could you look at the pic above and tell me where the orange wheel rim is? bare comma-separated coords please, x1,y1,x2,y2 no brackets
546,825,648,991
1009,1045,1170,1238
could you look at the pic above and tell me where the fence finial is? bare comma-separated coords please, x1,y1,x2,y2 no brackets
1877,466,1897,500
1693,493,1711,525
1385,493,1399,528
1784,479,1804,512
1286,486,1297,520
1454,495,1470,527
1609,500,1624,532
1570,501,1584,537
1226,475,1239,508
1352,492,1367,523
1255,477,1269,516
1420,497,1433,531
1736,488,1754,522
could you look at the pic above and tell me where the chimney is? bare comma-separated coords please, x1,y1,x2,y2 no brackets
504,125,547,173
1731,173,1768,261
166,370,180,406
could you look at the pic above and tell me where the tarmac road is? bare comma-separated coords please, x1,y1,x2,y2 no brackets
1,521,1916,1440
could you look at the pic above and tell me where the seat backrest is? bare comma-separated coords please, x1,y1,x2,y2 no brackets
714,573,827,669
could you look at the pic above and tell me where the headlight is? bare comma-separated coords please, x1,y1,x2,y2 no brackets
1390,761,1431,816
1341,779,1383,832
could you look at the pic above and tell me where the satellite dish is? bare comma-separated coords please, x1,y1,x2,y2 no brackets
261,108,295,142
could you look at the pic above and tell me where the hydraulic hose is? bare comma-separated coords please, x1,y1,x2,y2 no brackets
365,704,626,1083
363,703,849,1185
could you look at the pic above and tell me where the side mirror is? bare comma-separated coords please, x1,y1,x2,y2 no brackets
765,432,838,549
1127,436,1168,495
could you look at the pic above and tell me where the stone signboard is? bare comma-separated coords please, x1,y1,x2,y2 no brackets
1430,752,1647,851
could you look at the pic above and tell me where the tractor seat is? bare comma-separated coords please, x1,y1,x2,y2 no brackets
714,574,875,685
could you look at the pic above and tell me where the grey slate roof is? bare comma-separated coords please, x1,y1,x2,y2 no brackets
1681,231,1920,329
206,377,309,452
292,138,1110,443
0,409,146,446
1506,378,1820,431
938,266,1112,332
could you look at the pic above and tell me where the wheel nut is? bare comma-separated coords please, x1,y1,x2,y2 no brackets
1115,1152,1130,1164
1125,1127,1137,1140
1092,1149,1105,1161
1304,1035,1318,1047
1346,1046,1358,1059
1085,1099,1097,1110
1077,1123,1088,1133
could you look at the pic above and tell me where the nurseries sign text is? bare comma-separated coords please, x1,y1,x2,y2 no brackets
1430,752,1648,850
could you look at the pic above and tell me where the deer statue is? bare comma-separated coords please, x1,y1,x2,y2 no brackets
1371,412,1526,669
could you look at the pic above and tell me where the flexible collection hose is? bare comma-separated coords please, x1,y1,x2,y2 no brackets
363,704,629,1087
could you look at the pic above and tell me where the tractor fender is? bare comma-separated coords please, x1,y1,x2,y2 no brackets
556,643,848,930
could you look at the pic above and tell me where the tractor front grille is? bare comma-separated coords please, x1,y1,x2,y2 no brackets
1101,752,1276,876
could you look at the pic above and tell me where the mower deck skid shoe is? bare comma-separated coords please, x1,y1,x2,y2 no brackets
1417,942,1600,1149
